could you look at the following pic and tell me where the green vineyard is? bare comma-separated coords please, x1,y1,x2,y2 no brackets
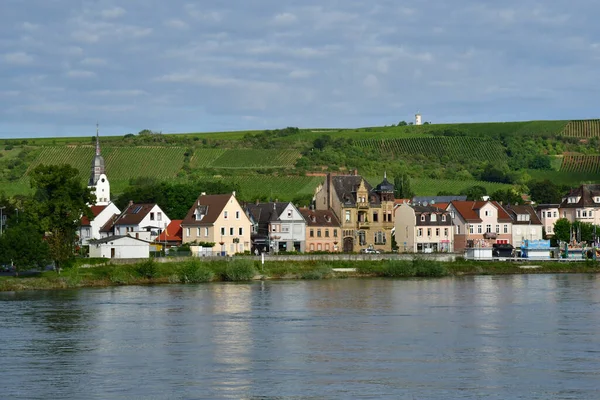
560,154,600,173
355,137,506,162
189,149,227,168
561,120,600,138
210,149,301,168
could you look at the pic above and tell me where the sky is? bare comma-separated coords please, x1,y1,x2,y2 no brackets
1,0,599,138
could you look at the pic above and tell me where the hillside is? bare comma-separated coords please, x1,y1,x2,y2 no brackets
1,119,599,202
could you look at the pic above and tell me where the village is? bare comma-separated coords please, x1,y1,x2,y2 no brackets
81,133,597,261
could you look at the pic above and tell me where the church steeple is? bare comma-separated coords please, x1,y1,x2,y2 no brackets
95,122,101,156
88,124,106,187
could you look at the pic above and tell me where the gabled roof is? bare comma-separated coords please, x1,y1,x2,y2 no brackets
113,203,159,226
181,193,234,226
100,214,119,233
503,204,543,225
156,220,183,243
331,175,381,206
559,184,600,208
299,208,340,227
81,205,107,226
449,200,512,222
89,235,152,245
246,202,293,225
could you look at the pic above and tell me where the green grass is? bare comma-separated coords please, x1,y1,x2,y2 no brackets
211,149,301,169
526,170,600,185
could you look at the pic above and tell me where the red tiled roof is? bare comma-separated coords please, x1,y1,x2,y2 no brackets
450,200,512,222
99,214,119,233
394,199,411,205
432,202,448,210
155,220,183,243
81,205,107,226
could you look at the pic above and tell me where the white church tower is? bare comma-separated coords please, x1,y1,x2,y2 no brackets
415,113,422,126
88,124,110,205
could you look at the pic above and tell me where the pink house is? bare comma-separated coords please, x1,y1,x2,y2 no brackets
447,201,513,251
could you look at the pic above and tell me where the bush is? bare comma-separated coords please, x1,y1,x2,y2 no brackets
224,259,256,281
413,257,449,277
301,264,333,280
382,260,416,277
109,268,133,285
178,260,214,283
136,259,158,279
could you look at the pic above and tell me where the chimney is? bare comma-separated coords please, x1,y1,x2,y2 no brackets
353,169,358,176
232,191,236,197
128,200,133,207
201,192,206,196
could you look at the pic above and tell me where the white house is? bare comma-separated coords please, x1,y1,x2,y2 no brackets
502,204,543,248
89,235,150,259
245,201,307,252
105,202,171,241
79,203,121,245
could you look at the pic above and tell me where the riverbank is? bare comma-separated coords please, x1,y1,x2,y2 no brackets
1,258,600,292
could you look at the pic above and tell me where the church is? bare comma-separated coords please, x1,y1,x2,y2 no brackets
88,124,110,205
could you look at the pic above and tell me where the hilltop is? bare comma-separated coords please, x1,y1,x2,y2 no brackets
1,119,599,203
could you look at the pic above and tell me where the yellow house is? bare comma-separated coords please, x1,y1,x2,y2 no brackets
181,192,252,255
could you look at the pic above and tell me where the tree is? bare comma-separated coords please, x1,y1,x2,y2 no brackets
480,163,509,183
394,173,414,199
528,155,552,170
553,218,571,243
490,189,521,205
529,179,564,204
571,221,597,243
398,121,408,126
0,221,50,274
29,164,94,272
461,185,487,201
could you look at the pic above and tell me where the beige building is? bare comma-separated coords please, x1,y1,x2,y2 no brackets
394,203,454,253
558,184,600,225
314,172,395,253
299,208,342,252
181,192,252,255
536,204,560,237
503,204,543,248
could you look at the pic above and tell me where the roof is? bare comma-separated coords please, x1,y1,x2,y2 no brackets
81,205,107,226
412,205,452,226
331,175,381,206
535,203,560,210
374,176,394,193
181,193,233,226
298,208,340,227
450,200,512,223
394,199,411,205
155,220,183,243
503,204,542,225
413,195,467,204
99,214,119,233
89,235,152,245
559,184,600,208
246,202,290,225
113,203,159,226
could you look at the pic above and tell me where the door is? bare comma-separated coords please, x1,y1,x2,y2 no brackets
111,248,115,258
343,237,354,253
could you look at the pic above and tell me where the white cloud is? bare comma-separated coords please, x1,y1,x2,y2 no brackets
21,22,39,30
65,70,96,78
3,52,34,65
289,69,315,79
90,89,147,97
273,12,297,25
80,57,107,66
164,19,189,30
101,7,126,19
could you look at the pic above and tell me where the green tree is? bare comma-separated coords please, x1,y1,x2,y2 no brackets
553,218,571,243
29,164,94,273
490,189,521,205
394,173,414,199
461,185,487,201
528,155,552,170
0,221,50,274
529,179,564,204
571,221,597,243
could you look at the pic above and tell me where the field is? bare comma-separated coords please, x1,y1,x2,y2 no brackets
560,154,600,174
561,120,600,138
365,176,513,197
210,149,301,169
355,137,507,162
526,169,600,186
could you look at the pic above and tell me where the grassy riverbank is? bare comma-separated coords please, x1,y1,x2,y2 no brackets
1,258,600,292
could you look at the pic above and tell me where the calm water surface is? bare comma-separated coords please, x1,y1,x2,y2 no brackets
2,275,600,399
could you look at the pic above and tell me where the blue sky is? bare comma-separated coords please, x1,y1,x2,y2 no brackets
1,0,599,138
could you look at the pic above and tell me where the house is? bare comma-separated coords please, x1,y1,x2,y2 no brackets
447,200,513,251
246,201,307,253
78,202,121,245
104,202,171,241
536,204,560,237
314,171,395,253
558,184,600,224
503,204,543,248
89,235,150,259
394,203,454,253
299,208,341,252
181,192,251,255
155,219,183,249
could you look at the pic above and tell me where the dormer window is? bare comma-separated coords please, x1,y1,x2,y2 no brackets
441,215,446,222
431,214,437,222
568,197,580,204
420,215,425,222
516,214,530,222
595,197,600,203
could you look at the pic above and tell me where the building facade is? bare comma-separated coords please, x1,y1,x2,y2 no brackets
88,125,110,206
558,184,600,225
503,204,543,248
447,201,513,251
394,203,454,253
536,204,560,237
299,208,342,252
314,172,395,253
246,202,306,253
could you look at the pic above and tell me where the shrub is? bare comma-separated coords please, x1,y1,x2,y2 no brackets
224,259,256,281
301,264,333,280
109,268,133,285
382,260,416,277
178,260,214,283
413,257,449,277
136,259,158,279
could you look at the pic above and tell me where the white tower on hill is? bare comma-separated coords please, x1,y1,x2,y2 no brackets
415,113,422,126
88,124,110,205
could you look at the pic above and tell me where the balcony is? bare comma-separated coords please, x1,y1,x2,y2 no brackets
357,201,369,209
357,220,370,229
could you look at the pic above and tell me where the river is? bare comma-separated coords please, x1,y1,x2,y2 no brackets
1,275,600,399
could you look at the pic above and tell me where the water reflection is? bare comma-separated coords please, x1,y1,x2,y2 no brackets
2,275,600,399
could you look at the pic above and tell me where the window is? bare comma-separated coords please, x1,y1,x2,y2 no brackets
577,210,581,218
345,210,351,222
503,224,508,234
239,227,243,235
496,224,500,233
310,244,315,251
157,212,162,221
417,228,423,237
444,228,448,237
358,231,366,245
310,229,314,238
224,211,228,219
486,224,491,233
204,227,209,237
582,210,588,218
317,229,322,237
421,215,425,222
197,227,201,236
427,228,431,237
236,211,240,219
542,211,546,218
325,244,330,251
469,225,473,234
431,214,437,222
317,244,322,251
553,212,557,218
477,225,482,234
457,225,461,234
373,212,378,222
441,215,446,222
333,229,338,237
325,229,330,237
435,228,440,236
287,210,292,218
230,227,234,236
150,212,155,221
220,227,225,236
591,211,594,217
186,227,190,237
484,210,489,216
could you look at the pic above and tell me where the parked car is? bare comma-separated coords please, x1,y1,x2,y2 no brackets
360,248,381,254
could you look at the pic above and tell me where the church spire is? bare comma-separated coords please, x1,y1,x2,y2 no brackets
95,122,101,156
